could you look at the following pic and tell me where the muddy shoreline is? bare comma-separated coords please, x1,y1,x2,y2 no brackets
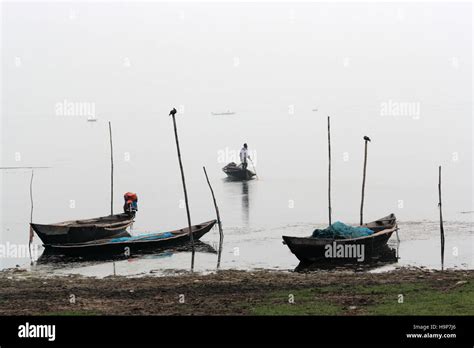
0,267,472,315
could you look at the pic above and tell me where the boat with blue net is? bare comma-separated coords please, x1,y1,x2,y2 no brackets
282,214,397,263
42,220,216,256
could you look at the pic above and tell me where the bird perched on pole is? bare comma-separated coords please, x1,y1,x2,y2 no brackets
169,108,177,117
363,136,371,142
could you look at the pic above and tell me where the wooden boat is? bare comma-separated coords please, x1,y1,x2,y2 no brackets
222,162,255,180
38,240,218,262
42,220,217,256
282,214,397,263
31,213,134,245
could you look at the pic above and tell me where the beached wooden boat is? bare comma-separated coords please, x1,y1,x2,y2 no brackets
42,220,217,256
31,213,134,245
222,162,255,180
282,214,397,263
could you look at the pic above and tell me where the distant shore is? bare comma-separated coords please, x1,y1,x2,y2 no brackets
0,267,472,315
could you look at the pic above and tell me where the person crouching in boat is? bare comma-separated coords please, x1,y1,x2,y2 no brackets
240,143,251,170
123,192,138,216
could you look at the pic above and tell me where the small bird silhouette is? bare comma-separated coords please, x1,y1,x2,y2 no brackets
364,136,371,142
169,108,177,117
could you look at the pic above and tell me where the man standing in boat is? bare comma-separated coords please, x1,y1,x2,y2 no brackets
240,143,251,170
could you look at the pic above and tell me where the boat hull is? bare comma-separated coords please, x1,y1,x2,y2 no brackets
222,163,255,180
43,220,217,257
31,213,134,245
282,214,397,263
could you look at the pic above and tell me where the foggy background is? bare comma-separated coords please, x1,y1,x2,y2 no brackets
0,2,472,255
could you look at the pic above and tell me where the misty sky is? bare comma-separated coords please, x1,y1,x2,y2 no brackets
0,2,472,237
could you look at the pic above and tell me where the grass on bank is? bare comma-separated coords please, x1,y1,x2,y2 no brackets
247,281,474,315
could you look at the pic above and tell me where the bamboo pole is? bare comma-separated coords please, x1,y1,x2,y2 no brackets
109,121,114,215
28,169,34,261
29,169,34,223
438,166,445,270
170,109,195,269
360,138,369,225
327,116,332,226
203,166,224,269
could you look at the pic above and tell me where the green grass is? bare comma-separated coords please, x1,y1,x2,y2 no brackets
364,282,474,315
248,289,343,315
246,282,474,316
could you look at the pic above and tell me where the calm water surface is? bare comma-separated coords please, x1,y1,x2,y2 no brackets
1,169,472,277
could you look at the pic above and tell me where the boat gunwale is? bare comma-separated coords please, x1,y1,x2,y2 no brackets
282,214,397,243
283,225,397,244
44,220,217,249
31,214,134,228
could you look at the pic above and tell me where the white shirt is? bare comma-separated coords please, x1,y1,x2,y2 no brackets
240,147,249,163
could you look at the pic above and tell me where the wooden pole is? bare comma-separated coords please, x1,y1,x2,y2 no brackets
327,116,332,226
170,111,195,269
360,139,369,225
29,169,34,223
109,121,114,215
28,169,34,261
203,166,224,269
438,166,445,270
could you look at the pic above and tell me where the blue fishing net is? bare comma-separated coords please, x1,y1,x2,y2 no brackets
312,221,374,239
109,232,174,243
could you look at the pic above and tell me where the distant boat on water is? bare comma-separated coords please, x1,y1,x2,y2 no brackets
211,110,235,116
87,116,98,122
222,162,255,180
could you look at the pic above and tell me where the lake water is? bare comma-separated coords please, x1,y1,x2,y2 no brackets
29,219,473,277
0,2,472,276
0,163,472,276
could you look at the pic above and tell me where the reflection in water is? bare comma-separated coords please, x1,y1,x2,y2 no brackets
395,228,400,260
36,240,216,265
294,245,398,272
241,181,249,226
222,177,253,228
215,212,224,270
217,235,223,269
